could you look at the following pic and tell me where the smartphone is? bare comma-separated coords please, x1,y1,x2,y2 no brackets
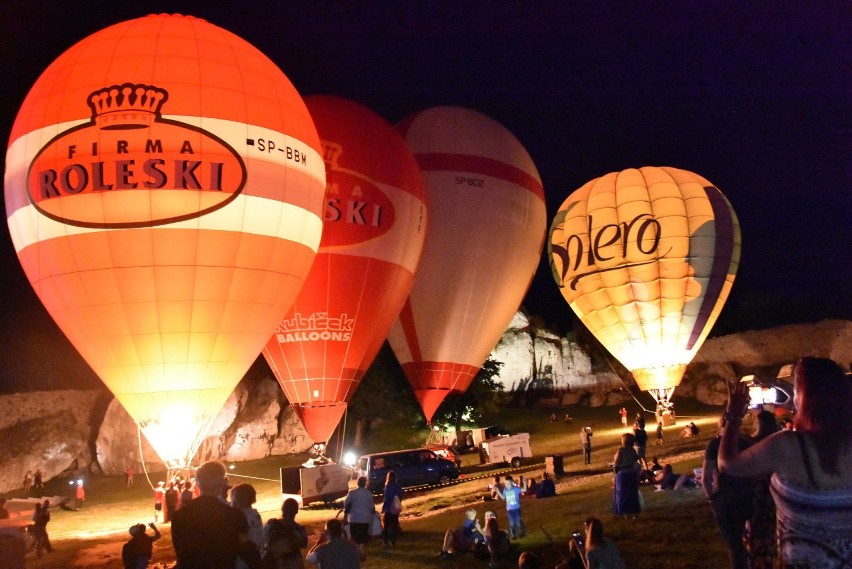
572,531,584,547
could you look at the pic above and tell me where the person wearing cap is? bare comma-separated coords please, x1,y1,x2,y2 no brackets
171,461,258,569
122,522,160,569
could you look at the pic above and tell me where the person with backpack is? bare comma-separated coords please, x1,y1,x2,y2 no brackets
262,498,308,569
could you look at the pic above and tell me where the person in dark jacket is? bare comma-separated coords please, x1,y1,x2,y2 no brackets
171,461,258,569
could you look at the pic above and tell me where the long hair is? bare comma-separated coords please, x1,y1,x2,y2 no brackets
584,516,604,549
752,409,778,442
792,357,850,473
485,517,500,538
385,470,396,486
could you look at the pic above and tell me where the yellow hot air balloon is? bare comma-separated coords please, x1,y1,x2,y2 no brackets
548,166,740,410
5,15,325,466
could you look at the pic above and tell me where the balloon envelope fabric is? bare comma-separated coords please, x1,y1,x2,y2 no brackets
388,106,547,423
263,95,427,445
548,166,740,396
5,14,325,465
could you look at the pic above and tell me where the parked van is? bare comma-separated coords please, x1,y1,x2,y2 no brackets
357,448,460,491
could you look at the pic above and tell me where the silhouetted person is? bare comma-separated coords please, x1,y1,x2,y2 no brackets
122,523,160,569
171,461,257,569
263,497,307,569
306,518,361,568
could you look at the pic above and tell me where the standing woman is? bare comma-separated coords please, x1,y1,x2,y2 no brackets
612,433,641,518
381,471,403,547
719,357,852,568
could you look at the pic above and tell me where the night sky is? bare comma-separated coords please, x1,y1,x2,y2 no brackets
1,2,849,391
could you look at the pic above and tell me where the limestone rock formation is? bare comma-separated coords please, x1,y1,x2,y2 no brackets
490,314,851,408
221,379,283,461
0,390,101,494
95,398,161,476
271,405,314,456
691,319,852,368
682,320,852,405
490,311,622,403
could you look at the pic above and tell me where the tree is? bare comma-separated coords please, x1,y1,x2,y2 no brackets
346,343,421,446
431,357,504,434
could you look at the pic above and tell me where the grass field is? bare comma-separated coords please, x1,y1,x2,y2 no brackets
11,398,735,568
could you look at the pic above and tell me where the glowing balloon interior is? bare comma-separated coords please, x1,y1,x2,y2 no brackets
388,107,546,423
263,95,427,445
548,167,740,398
5,14,326,466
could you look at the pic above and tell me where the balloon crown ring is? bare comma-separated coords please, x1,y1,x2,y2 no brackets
87,83,168,126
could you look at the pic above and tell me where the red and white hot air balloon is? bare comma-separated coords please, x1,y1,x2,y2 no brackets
4,14,325,466
262,96,428,447
388,107,546,424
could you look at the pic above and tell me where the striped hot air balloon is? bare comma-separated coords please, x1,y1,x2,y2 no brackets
388,107,546,424
548,166,740,409
263,95,427,447
4,14,325,466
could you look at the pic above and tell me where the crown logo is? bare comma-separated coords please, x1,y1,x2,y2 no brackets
87,83,168,127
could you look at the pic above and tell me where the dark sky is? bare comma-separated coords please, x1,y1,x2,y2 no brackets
1,2,850,390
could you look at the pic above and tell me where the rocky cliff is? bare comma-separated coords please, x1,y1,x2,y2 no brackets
0,317,848,493
0,379,313,494
490,315,851,407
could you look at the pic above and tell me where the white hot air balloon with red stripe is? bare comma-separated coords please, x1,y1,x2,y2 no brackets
4,14,326,466
263,95,427,447
388,107,546,424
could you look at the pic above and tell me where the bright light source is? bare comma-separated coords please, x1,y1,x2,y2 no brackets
432,425,440,432
77,479,83,485
747,385,778,408
342,451,358,467
228,464,235,471
140,406,212,465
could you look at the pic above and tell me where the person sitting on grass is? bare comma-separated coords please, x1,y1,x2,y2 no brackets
568,517,625,569
306,518,363,568
655,464,698,491
680,421,700,438
518,550,543,568
484,516,512,568
535,471,556,499
437,508,485,557
522,477,539,497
